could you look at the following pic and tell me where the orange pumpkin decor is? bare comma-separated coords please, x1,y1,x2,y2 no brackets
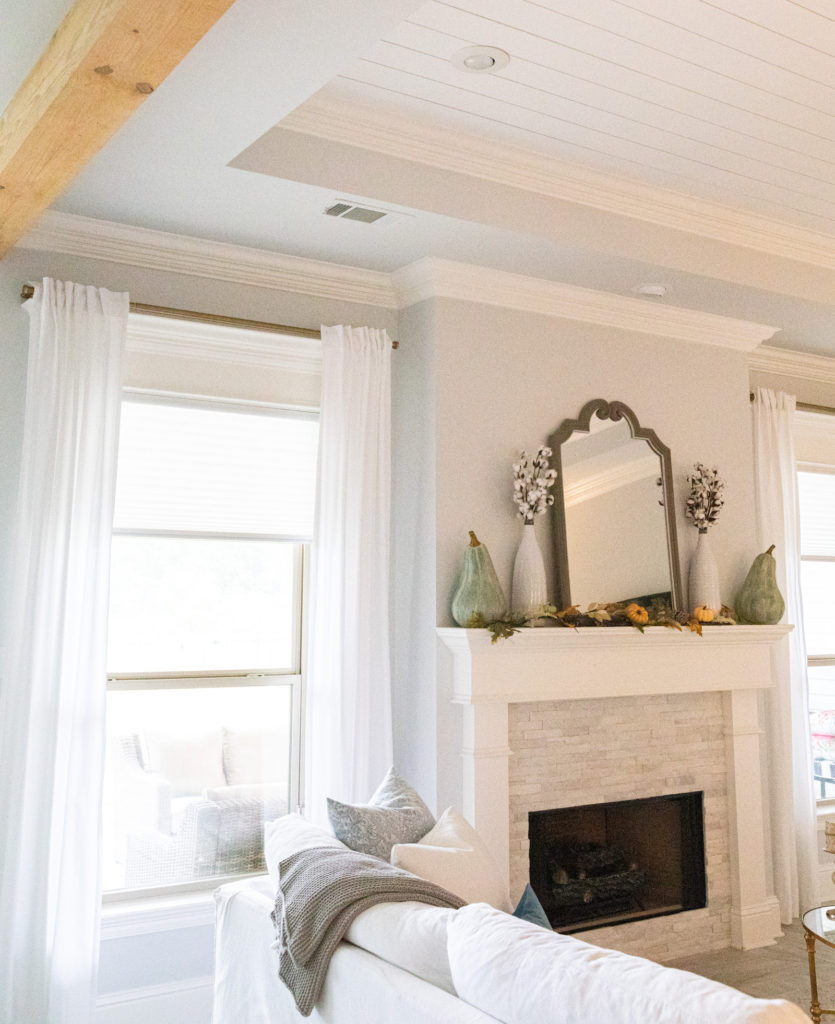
692,606,715,622
625,603,649,625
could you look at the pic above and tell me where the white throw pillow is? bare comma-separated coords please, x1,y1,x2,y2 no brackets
390,807,511,912
263,814,347,891
143,728,225,797
447,904,811,1024
345,901,456,995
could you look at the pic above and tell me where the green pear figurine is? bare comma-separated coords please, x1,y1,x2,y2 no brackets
451,531,507,626
736,544,785,625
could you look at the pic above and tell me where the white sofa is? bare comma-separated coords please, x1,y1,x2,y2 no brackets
213,874,811,1024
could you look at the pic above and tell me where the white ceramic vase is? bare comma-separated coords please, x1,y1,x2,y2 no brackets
688,529,721,613
512,521,548,622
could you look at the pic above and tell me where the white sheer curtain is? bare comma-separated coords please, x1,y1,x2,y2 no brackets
751,387,818,921
304,324,393,822
0,279,129,1022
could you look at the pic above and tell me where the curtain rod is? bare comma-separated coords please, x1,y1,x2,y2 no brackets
19,284,398,348
749,391,835,416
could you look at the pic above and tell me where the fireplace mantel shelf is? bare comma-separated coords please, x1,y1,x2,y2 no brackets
437,624,793,704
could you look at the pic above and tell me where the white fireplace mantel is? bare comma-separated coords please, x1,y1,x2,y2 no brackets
437,624,793,951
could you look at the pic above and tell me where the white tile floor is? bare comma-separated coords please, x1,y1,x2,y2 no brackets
668,922,824,1015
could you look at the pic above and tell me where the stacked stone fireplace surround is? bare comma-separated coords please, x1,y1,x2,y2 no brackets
438,625,792,963
509,692,731,961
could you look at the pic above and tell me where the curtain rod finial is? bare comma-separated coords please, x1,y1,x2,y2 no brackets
21,284,34,300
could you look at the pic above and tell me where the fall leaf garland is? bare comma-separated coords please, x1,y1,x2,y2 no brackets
469,602,734,643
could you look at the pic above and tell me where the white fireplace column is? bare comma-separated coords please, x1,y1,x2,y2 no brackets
438,625,792,951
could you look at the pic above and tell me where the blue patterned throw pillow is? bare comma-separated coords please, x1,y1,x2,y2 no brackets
327,767,436,860
512,884,552,930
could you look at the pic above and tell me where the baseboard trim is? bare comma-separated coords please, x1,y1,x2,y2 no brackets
97,974,213,1008
729,897,783,949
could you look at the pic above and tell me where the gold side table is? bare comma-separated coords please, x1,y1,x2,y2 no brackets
803,905,835,1024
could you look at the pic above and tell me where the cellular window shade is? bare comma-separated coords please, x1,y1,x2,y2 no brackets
799,471,835,557
113,400,318,537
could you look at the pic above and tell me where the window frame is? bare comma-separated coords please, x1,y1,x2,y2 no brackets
103,388,315,901
798,447,835,809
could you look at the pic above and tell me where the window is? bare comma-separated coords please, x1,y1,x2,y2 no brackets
102,395,318,895
796,410,835,804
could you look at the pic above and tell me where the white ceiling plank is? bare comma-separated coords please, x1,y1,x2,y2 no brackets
343,61,835,224
693,0,835,53
387,17,835,164
574,0,835,84
499,0,835,97
413,2,835,138
363,38,835,189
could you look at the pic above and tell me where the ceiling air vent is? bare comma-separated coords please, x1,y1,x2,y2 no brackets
324,201,388,224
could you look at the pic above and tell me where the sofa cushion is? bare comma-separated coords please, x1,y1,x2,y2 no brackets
345,900,456,995
447,903,810,1024
391,807,511,912
263,813,346,891
327,767,435,860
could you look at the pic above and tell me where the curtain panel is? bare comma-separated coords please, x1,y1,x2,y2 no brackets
0,279,129,1023
304,325,393,821
751,387,818,921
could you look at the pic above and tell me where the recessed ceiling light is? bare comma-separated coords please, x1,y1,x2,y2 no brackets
451,46,510,74
632,283,669,297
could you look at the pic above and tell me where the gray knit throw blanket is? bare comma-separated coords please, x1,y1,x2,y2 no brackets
271,845,465,1016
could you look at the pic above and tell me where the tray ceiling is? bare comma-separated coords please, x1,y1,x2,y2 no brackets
15,0,835,355
322,0,835,233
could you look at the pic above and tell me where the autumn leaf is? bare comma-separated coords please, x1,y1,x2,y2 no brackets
486,620,522,644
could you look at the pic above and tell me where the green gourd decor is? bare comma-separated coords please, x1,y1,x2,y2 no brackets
451,531,508,627
736,544,785,625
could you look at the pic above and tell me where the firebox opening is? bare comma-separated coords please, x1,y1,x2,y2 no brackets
528,791,706,933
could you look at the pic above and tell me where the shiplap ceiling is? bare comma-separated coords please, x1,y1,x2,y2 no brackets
328,0,835,234
21,0,835,354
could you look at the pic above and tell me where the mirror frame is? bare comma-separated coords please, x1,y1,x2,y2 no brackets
548,398,683,613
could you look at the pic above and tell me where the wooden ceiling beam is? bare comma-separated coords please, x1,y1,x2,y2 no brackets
0,0,238,258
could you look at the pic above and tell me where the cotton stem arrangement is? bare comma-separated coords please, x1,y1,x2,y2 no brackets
512,447,557,524
684,463,725,534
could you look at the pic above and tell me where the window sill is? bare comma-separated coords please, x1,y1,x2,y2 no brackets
100,889,217,941
817,802,835,822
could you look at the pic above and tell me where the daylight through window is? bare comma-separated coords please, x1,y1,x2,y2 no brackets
102,395,318,895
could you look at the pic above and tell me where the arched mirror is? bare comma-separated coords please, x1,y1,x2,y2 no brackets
548,399,683,614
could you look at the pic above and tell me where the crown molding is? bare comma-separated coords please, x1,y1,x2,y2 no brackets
18,210,398,308
126,312,322,373
393,258,778,350
749,345,835,386
18,211,780,349
282,94,835,272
